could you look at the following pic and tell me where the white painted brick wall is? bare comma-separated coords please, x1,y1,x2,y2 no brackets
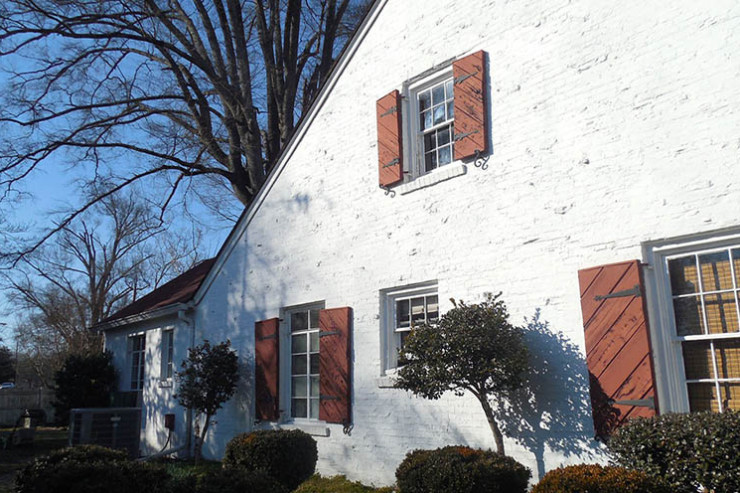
189,0,738,486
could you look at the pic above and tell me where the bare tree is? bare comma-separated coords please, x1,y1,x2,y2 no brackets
0,0,373,260
3,191,202,386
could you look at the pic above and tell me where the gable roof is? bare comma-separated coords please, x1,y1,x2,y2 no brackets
191,0,390,306
96,258,216,329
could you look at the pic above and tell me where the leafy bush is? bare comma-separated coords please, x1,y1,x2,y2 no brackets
194,468,285,493
223,429,318,491
395,446,530,493
531,464,670,493
15,445,169,493
294,474,395,493
53,351,117,424
609,411,740,493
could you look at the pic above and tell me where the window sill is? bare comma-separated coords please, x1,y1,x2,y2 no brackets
257,421,330,437
376,374,398,388
397,163,466,195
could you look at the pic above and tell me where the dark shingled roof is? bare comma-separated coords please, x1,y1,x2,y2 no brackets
100,258,216,325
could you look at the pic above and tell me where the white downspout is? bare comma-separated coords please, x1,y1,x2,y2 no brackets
178,305,195,458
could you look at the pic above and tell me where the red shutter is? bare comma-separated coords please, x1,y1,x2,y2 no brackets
318,307,352,425
255,318,280,421
376,90,404,187
578,260,658,439
453,50,488,161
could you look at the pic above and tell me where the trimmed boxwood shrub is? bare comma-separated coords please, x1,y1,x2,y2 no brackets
294,474,396,493
15,448,169,493
223,429,318,491
531,464,671,493
395,446,530,493
609,411,740,493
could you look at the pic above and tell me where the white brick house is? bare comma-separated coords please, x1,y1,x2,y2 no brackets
97,0,740,486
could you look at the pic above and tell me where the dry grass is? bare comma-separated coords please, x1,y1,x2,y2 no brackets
0,427,68,493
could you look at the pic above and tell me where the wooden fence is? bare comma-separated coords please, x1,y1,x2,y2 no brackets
0,388,55,426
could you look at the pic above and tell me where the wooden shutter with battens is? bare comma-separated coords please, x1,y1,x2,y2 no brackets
578,260,658,439
318,307,352,425
452,50,488,161
376,90,404,187
255,318,280,421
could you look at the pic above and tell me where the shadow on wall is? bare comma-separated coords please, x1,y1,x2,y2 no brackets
494,309,604,479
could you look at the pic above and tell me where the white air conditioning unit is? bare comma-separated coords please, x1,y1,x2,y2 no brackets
69,407,141,457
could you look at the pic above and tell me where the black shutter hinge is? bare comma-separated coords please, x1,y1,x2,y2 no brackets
454,70,478,85
319,394,341,401
454,130,479,142
380,105,398,117
594,284,641,301
608,396,655,409
319,330,340,338
257,333,278,341
382,157,400,169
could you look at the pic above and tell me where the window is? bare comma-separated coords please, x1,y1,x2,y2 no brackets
412,75,455,176
286,305,322,420
129,334,145,391
161,329,174,380
664,246,740,412
382,282,439,372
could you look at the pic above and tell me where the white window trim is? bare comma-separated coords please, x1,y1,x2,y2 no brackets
279,301,325,423
379,280,439,379
400,66,461,184
643,228,740,413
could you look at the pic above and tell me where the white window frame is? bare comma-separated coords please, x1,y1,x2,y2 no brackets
402,67,456,181
380,281,439,374
644,229,740,413
280,301,325,422
160,329,175,381
128,333,146,391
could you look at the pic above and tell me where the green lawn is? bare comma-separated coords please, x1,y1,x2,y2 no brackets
0,427,68,493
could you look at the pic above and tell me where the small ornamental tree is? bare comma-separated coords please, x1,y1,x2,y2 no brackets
175,339,239,462
395,293,529,456
53,350,117,425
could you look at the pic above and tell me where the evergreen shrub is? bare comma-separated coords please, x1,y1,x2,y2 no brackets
531,464,670,493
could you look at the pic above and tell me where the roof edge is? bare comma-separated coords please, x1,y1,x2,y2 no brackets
192,0,390,306
93,302,190,332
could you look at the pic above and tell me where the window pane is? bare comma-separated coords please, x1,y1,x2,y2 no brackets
310,398,320,419
699,251,733,292
292,376,307,397
419,90,431,111
310,309,320,328
438,146,451,165
411,297,425,323
309,354,320,374
446,101,454,120
445,79,453,100
310,376,320,397
425,151,436,172
420,110,432,130
309,332,319,353
687,383,718,412
715,341,740,379
397,299,410,328
423,132,435,153
733,249,740,286
433,104,445,125
437,127,450,147
683,341,713,380
719,382,740,411
673,296,704,336
291,311,308,332
704,293,739,334
432,84,444,105
427,295,439,322
669,256,699,295
292,355,307,375
292,399,307,418
292,334,307,353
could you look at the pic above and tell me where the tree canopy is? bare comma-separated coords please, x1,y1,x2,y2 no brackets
0,0,372,262
395,293,530,456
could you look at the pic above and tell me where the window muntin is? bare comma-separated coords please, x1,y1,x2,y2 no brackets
161,329,174,380
289,307,321,420
417,78,454,173
667,246,740,412
394,294,439,350
129,334,145,391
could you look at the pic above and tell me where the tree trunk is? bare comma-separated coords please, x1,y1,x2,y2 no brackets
477,394,505,455
194,413,212,464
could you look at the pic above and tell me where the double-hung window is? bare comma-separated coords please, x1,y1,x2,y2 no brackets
161,329,174,381
415,77,455,175
287,306,322,420
129,334,145,391
382,282,439,372
664,246,740,412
